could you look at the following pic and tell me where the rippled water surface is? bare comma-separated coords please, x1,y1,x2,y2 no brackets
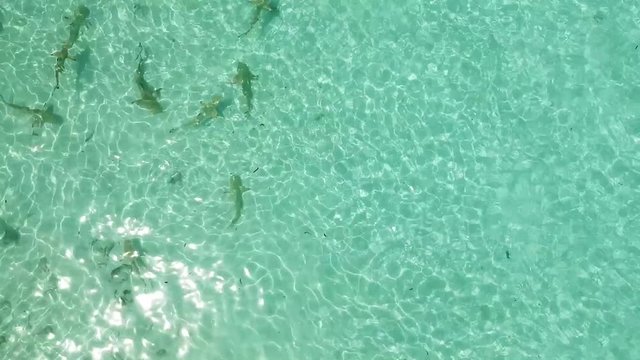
1,1,639,359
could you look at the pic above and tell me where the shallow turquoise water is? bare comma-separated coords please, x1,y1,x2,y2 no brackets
1,1,639,359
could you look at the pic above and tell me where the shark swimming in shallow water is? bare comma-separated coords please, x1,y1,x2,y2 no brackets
52,42,76,90
0,217,20,245
229,174,250,227
238,0,276,38
122,237,147,275
232,62,258,115
131,43,163,114
0,94,64,135
169,95,223,133
66,5,90,46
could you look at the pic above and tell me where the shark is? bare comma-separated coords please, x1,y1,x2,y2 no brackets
52,42,76,90
66,5,90,46
238,0,276,38
123,237,147,275
229,174,250,227
191,95,223,126
169,95,222,133
232,62,258,115
0,94,64,134
132,43,163,114
0,217,20,245
110,238,147,283
90,238,115,267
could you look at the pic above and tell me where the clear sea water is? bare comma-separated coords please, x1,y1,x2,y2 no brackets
1,0,639,359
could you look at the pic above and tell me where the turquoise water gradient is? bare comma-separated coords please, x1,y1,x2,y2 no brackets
1,0,639,359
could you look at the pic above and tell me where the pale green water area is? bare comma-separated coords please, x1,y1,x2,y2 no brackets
1,0,639,359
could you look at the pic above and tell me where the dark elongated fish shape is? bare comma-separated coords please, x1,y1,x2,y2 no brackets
131,43,163,114
238,0,276,38
0,8,4,33
67,5,90,46
229,174,250,227
52,42,76,90
0,94,64,134
232,62,257,115
170,95,222,133
0,217,20,245
123,237,147,275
